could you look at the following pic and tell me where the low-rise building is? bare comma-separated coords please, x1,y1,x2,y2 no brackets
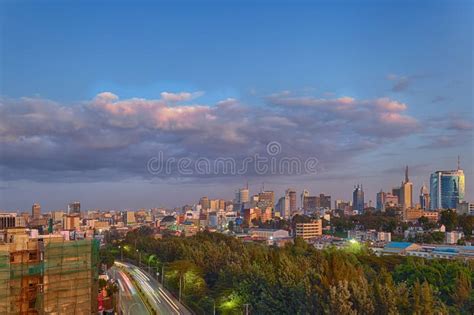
380,242,422,255
457,202,474,216
446,231,464,244
348,230,391,243
295,220,322,240
249,228,289,240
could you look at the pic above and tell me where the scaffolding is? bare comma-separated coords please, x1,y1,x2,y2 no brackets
0,235,99,315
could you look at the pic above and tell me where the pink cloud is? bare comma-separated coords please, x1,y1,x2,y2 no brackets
160,91,203,102
373,97,407,112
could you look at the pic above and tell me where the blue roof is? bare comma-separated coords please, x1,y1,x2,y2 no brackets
433,247,458,253
385,242,413,249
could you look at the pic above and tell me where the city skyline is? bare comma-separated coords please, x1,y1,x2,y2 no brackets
1,0,473,210
2,162,467,212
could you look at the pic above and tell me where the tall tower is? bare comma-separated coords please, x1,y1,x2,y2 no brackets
376,190,386,212
300,190,309,212
32,203,41,219
419,184,430,210
430,162,465,210
400,166,413,210
353,185,365,213
286,188,297,215
67,202,81,215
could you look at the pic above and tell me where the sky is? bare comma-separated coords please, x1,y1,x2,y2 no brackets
0,0,473,211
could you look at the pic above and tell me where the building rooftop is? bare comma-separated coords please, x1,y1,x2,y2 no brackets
385,242,413,249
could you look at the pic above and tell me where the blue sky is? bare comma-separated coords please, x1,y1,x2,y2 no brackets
0,0,472,210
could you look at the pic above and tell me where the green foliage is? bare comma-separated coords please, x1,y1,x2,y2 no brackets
99,245,116,268
440,209,458,232
119,231,473,314
458,215,474,237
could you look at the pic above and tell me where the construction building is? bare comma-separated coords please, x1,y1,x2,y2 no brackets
0,228,99,314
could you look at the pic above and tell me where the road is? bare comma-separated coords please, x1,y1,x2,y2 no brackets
114,261,192,315
109,266,150,315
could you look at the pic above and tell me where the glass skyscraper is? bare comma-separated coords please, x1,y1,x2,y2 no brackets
429,169,465,210
353,185,364,213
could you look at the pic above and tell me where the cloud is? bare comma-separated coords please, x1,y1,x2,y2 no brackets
160,91,204,102
0,91,425,182
266,93,419,137
447,118,473,131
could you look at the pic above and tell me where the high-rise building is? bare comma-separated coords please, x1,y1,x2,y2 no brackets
234,187,249,211
218,199,226,210
400,166,413,210
51,211,65,223
384,193,399,207
67,202,81,215
257,191,274,210
276,196,290,219
391,187,401,205
419,184,430,210
199,197,210,211
32,203,41,219
0,228,98,314
319,194,331,209
209,199,219,211
430,167,465,210
303,195,320,213
286,189,297,215
353,185,365,213
122,211,136,225
301,190,309,209
63,214,80,230
376,190,386,211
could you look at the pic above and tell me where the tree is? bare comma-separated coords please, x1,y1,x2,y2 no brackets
395,282,411,315
373,270,398,315
417,216,429,229
451,271,471,310
113,230,473,314
330,280,356,315
458,214,474,237
430,231,445,244
420,281,435,314
440,209,457,232
349,276,374,314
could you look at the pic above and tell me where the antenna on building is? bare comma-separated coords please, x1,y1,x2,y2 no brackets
457,155,460,170
246,180,249,190
405,165,409,182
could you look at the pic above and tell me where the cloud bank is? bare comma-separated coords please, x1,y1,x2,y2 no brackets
0,91,427,182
